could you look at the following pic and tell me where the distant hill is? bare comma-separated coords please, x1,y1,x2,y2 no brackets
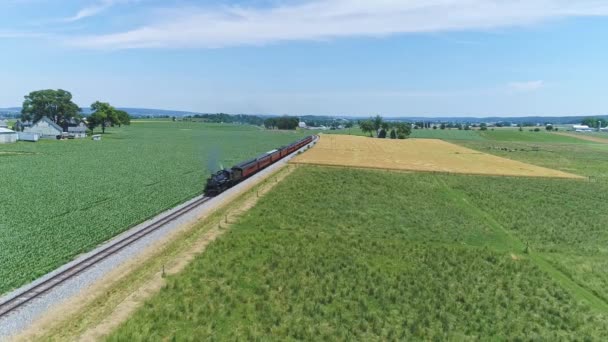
1,106,606,124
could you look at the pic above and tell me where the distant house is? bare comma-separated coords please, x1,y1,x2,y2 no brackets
24,117,63,138
0,119,7,129
0,128,18,144
68,122,87,138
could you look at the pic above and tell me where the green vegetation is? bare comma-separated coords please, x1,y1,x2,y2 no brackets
358,115,411,139
110,167,608,340
20,89,80,125
459,139,608,180
263,116,300,130
88,101,131,133
0,122,310,294
477,129,591,143
410,128,483,140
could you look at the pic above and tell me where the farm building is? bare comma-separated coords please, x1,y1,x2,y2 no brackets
0,127,18,144
18,132,40,142
573,124,594,132
0,119,8,128
68,122,87,138
24,117,63,138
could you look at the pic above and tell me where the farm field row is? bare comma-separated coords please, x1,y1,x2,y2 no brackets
0,122,311,294
291,135,582,179
109,166,608,340
458,139,608,180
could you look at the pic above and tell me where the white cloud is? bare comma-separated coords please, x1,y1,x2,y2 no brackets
63,0,133,22
508,80,545,92
67,0,608,49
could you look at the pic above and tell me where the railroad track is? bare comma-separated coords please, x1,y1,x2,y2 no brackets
0,196,212,319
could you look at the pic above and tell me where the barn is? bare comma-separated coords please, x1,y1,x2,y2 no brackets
24,117,63,138
0,127,18,144
68,122,87,138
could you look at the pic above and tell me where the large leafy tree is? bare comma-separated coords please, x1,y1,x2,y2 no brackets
359,120,375,137
88,101,125,134
372,115,383,133
21,89,81,127
115,110,131,127
394,122,412,139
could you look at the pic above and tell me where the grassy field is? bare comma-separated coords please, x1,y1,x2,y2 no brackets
477,129,592,143
410,128,483,140
0,122,310,294
109,167,608,340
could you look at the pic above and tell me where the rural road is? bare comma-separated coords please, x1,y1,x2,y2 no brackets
0,136,318,339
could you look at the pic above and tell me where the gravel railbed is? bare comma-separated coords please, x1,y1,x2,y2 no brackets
0,137,317,339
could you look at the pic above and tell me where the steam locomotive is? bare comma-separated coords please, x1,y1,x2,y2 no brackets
204,135,315,196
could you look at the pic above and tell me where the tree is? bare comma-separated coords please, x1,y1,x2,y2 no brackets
394,122,411,139
582,117,599,128
545,125,553,131
88,101,119,134
360,120,375,137
389,129,397,139
264,118,277,129
440,123,446,130
372,115,383,134
263,116,298,130
378,128,387,138
116,110,131,127
21,89,81,128
480,123,488,131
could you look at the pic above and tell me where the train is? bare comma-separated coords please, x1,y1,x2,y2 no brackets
204,135,316,196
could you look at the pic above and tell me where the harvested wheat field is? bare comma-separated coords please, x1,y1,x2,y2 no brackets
292,135,583,179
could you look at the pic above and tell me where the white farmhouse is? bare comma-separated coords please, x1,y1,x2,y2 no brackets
25,117,63,138
0,127,18,144
0,119,8,129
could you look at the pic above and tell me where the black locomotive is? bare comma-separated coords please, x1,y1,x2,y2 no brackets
204,135,315,196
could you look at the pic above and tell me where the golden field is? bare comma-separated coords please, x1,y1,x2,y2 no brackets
292,135,583,179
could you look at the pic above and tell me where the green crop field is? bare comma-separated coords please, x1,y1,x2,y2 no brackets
410,128,483,140
477,129,592,143
109,165,608,340
0,122,310,294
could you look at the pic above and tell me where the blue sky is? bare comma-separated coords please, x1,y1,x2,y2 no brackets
1,0,608,117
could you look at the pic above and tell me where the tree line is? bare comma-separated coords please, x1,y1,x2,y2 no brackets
264,116,300,130
182,113,264,126
359,115,412,139
18,89,130,134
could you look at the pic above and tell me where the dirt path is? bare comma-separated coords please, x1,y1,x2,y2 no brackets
553,132,608,144
14,165,297,342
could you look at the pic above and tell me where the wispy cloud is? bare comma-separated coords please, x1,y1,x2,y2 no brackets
508,80,545,92
63,0,133,22
66,0,608,49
